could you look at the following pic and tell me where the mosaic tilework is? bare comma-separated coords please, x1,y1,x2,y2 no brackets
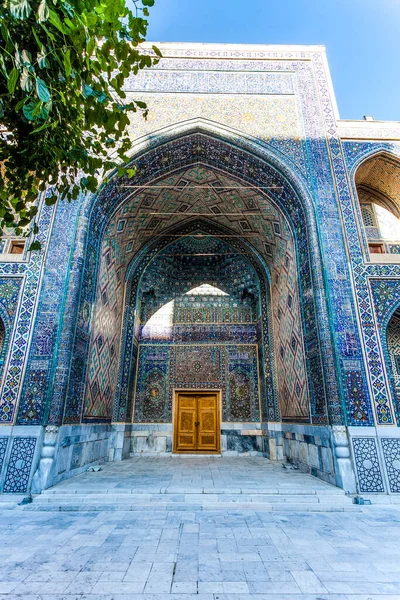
3,437,36,493
352,437,385,493
356,154,400,206
0,201,54,424
17,198,81,425
123,50,371,427
22,47,381,437
0,437,8,475
134,343,259,423
134,345,170,422
369,279,400,419
122,216,315,424
76,158,326,427
381,438,400,493
86,231,270,422
125,68,294,95
370,279,400,329
307,53,395,426
0,278,22,403
343,142,400,427
126,95,306,175
227,346,259,421
386,311,400,410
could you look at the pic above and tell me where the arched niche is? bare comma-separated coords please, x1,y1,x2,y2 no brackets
63,132,341,427
355,153,400,256
127,235,270,425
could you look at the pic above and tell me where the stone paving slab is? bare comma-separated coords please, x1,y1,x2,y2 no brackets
1,504,400,598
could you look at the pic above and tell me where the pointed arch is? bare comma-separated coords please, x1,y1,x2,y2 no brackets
352,150,400,257
59,129,343,429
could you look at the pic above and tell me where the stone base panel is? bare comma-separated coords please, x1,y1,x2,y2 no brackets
349,427,400,494
3,422,400,495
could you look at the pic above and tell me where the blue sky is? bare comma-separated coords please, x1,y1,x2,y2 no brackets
145,0,400,122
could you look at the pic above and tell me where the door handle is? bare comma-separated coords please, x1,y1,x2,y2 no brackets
195,421,200,426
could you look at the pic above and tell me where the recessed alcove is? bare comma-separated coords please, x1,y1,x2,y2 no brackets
355,153,400,260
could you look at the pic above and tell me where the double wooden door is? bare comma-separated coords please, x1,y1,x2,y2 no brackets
174,392,220,453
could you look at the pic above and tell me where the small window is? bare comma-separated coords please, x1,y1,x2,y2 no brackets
9,241,25,255
361,204,376,227
369,243,384,254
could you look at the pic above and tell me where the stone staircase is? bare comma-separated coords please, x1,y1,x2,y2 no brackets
23,457,358,512
26,486,357,512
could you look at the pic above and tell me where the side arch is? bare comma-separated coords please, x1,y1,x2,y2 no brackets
350,148,400,258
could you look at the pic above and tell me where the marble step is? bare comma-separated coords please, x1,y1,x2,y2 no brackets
32,494,351,505
24,500,359,512
41,486,345,496
27,488,355,511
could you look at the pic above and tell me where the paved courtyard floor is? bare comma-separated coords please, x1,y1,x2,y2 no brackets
1,457,400,599
1,504,400,599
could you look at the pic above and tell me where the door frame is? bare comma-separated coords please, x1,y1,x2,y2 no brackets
173,389,221,454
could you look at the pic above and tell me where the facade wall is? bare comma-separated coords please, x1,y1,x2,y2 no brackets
1,43,400,494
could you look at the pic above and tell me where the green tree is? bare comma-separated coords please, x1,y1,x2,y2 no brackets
0,0,160,246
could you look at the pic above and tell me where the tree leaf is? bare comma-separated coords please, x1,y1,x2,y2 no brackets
7,68,19,93
1,0,158,237
9,0,32,20
36,77,51,102
63,49,72,77
37,45,48,69
22,100,41,120
152,44,162,58
30,121,52,134
29,241,41,251
21,49,32,66
20,67,33,91
48,9,65,32
37,0,49,22
82,82,93,97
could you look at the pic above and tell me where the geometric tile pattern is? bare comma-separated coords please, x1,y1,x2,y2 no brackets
125,213,316,424
0,202,54,424
52,52,366,424
381,438,400,493
340,138,400,427
17,198,82,425
5,47,400,483
386,311,400,411
3,437,36,493
317,79,400,426
352,437,385,493
133,343,260,423
87,228,282,423
125,94,306,175
79,164,320,426
2,43,400,496
0,278,22,405
0,437,8,475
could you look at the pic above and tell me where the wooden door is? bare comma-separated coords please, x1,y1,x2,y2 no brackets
174,392,220,453
197,394,218,451
176,394,197,451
